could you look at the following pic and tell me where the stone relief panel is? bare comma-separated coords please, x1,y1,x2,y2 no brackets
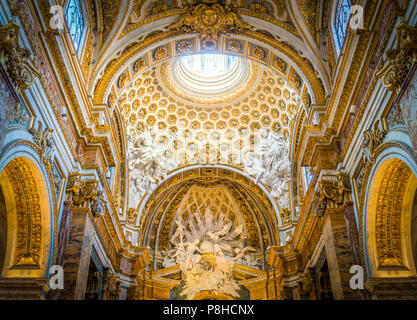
243,128,291,209
128,127,176,208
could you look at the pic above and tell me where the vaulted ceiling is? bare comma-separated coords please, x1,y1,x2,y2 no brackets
78,0,336,235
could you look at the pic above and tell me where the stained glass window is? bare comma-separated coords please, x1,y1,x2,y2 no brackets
65,0,85,53
334,0,351,54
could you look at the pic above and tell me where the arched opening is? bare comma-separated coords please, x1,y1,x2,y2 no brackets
366,158,417,278
0,157,51,278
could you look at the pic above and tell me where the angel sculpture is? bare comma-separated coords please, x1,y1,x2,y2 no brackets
231,247,259,267
243,128,291,208
162,209,262,299
128,127,176,205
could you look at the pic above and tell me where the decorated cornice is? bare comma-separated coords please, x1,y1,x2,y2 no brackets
297,0,383,168
121,1,300,39
337,0,402,164
7,0,81,165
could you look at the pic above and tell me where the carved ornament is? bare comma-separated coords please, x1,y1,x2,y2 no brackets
377,23,417,93
0,22,39,91
314,172,352,217
66,173,106,217
168,2,251,48
29,121,54,162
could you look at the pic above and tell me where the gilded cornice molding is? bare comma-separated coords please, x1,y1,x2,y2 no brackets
298,0,382,167
6,1,82,164
361,119,388,164
29,120,54,162
35,1,120,169
338,1,401,163
41,28,117,167
121,2,300,40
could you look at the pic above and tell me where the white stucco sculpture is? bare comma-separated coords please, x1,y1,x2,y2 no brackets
161,209,261,299
128,127,175,207
244,128,291,209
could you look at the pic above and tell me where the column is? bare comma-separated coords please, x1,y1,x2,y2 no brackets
314,172,360,300
322,208,358,300
61,206,94,300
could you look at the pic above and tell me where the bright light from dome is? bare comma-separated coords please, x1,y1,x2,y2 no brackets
169,53,252,105
180,54,238,78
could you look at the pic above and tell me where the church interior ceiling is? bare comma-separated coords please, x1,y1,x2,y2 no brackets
74,0,334,276
3,0,415,302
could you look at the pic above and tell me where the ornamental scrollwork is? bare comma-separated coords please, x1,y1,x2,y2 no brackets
0,22,39,91
29,120,54,162
168,2,251,47
90,189,106,217
313,172,352,217
377,23,417,93
66,173,106,217
387,104,405,128
126,207,138,225
361,119,388,164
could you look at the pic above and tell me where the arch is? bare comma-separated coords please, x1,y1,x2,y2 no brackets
92,33,326,106
138,166,281,258
0,157,52,278
137,164,282,225
364,154,417,278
